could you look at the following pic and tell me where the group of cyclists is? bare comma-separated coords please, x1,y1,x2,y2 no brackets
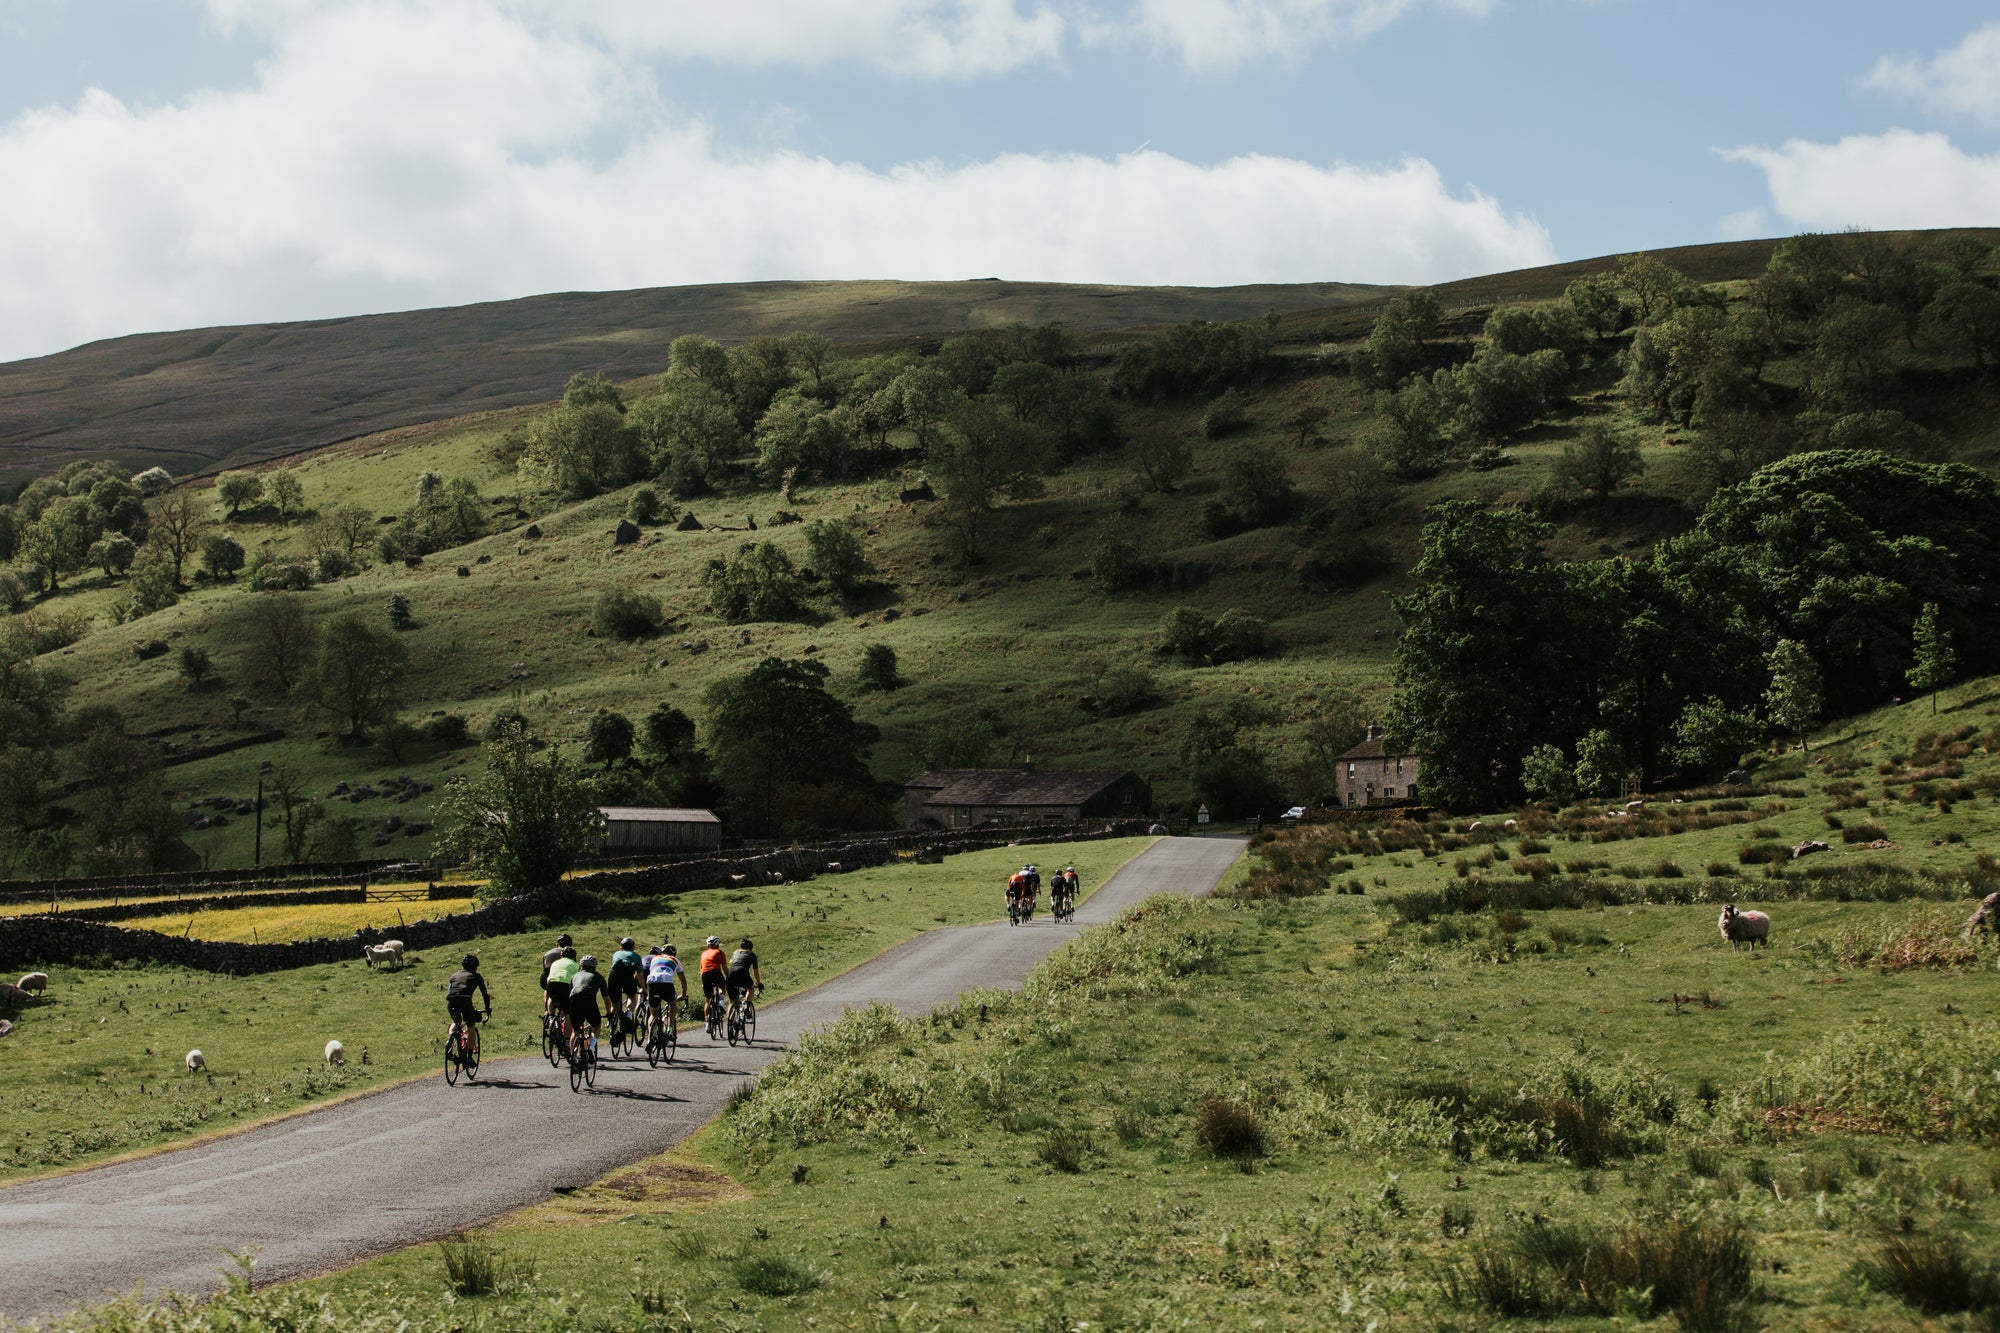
1005,863,1081,924
440,860,1086,1084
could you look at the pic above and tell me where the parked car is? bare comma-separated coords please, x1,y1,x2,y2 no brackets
1281,806,1307,822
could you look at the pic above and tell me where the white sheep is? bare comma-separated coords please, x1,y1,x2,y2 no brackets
1502,819,1519,832
324,1039,346,1067
1718,903,1771,951
361,939,406,970
185,1049,206,1073
18,972,48,996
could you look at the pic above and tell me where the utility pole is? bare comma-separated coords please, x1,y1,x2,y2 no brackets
253,775,263,867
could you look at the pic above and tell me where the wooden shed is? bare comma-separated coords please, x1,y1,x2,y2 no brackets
903,767,1151,829
599,807,722,852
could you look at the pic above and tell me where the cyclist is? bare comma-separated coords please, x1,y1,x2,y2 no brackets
446,953,492,1043
544,945,580,1017
566,955,609,1059
645,944,687,1028
539,933,574,1014
726,938,763,1015
608,936,644,1038
698,935,728,1025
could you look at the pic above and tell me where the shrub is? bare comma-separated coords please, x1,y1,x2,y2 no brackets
437,1236,519,1297
1158,606,1276,665
1194,1095,1264,1159
858,643,901,692
1199,388,1250,437
592,587,662,640
1090,664,1158,716
1855,1233,1998,1315
1842,820,1889,844
1738,842,1788,865
422,714,471,746
1088,527,1155,592
176,645,215,692
313,548,356,582
704,541,809,622
387,592,413,630
626,485,664,525
1037,1126,1090,1173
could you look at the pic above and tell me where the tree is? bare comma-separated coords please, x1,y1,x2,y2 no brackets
1764,638,1823,752
803,519,873,599
518,402,640,498
1908,601,1956,715
199,532,245,580
626,485,664,526
1670,697,1758,780
1283,695,1368,802
754,390,849,493
1808,300,1900,407
263,764,328,862
586,710,636,766
18,499,90,593
434,718,606,897
893,365,966,453
1520,744,1576,804
176,645,216,692
298,611,409,741
265,471,305,521
667,333,734,394
87,532,136,577
1922,280,2000,369
1131,432,1193,493
703,656,876,836
592,587,662,640
1615,253,1694,324
641,704,700,765
629,380,742,495
249,594,314,690
214,471,263,517
1564,272,1626,340
926,400,1051,563
785,330,836,398
1373,378,1448,479
306,504,375,561
1553,422,1645,506
704,542,809,622
562,370,626,413
1191,747,1284,818
859,644,901,692
150,491,207,587
70,720,186,872
387,592,413,630
1572,728,1628,797
1283,400,1331,447
1202,443,1300,537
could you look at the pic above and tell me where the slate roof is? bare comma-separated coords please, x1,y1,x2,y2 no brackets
599,807,721,824
910,769,1140,808
1336,735,1416,761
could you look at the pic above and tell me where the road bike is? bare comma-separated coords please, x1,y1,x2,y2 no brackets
705,988,726,1041
1007,896,1021,926
444,1016,482,1085
567,1023,598,1093
541,1007,567,1067
607,997,638,1061
726,988,759,1046
644,993,680,1068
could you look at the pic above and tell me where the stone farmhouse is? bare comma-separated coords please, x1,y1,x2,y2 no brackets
904,767,1153,829
1334,725,1422,807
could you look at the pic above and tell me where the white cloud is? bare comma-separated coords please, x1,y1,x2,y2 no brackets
0,0,1552,361
1862,23,2000,129
1126,0,1494,71
1717,208,1766,241
1724,130,2000,232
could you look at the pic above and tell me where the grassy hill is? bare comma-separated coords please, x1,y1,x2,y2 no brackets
5,230,2000,876
0,278,1385,487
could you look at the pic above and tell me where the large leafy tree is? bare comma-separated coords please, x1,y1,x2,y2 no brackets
704,656,876,836
297,611,408,741
434,719,605,896
928,399,1052,563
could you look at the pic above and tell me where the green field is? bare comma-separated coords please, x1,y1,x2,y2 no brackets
0,836,1151,1182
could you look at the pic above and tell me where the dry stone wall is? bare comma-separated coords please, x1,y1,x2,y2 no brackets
0,821,1147,974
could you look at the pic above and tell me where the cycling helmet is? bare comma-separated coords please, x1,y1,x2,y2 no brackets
462,954,479,971
620,936,635,949
579,955,598,970
706,935,721,947
740,938,754,949
556,933,572,946
648,944,663,955
663,944,677,955
561,946,576,959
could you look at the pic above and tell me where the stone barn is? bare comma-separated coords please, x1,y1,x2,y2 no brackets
903,767,1152,829
599,807,722,852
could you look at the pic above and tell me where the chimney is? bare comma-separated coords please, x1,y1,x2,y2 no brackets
1365,723,1385,741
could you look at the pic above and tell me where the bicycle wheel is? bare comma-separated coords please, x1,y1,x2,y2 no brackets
568,1038,584,1093
541,1012,557,1065
726,1001,742,1046
444,1029,461,1086
583,1041,597,1088
464,1024,480,1080
742,997,756,1045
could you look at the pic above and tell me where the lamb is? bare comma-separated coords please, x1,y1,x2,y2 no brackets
18,972,48,996
1964,891,2000,939
1718,903,1771,951
185,1049,206,1073
324,1039,346,1067
361,939,406,970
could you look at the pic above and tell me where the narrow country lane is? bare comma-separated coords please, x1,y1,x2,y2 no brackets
0,836,1246,1325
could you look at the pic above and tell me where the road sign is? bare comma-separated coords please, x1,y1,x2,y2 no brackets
1196,803,1210,825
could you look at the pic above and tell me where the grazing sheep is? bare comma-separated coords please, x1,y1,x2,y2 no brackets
0,1020,12,1038
185,1050,206,1073
1502,820,1519,832
726,874,748,887
1718,903,1771,951
1791,840,1829,860
18,972,48,996
767,870,786,884
0,982,29,1009
1964,891,2000,939
825,861,843,873
1465,821,1484,833
361,940,406,970
1625,799,1646,812
324,1039,346,1067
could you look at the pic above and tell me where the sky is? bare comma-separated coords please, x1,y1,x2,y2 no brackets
0,0,1996,364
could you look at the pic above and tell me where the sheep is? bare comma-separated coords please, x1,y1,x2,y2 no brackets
185,1050,206,1073
767,870,787,885
324,1039,346,1067
361,940,405,970
1502,819,1518,832
726,873,748,887
1718,903,1771,951
825,861,843,873
0,982,29,1009
1964,891,2000,940
17,972,48,996
1625,799,1646,812
0,1020,12,1038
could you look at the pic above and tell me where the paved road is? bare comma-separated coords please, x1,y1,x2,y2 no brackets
0,837,1244,1325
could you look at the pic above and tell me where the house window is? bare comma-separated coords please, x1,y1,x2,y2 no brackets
1408,784,1419,802
1347,762,1355,776
1385,787,1396,799
1395,757,1403,775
